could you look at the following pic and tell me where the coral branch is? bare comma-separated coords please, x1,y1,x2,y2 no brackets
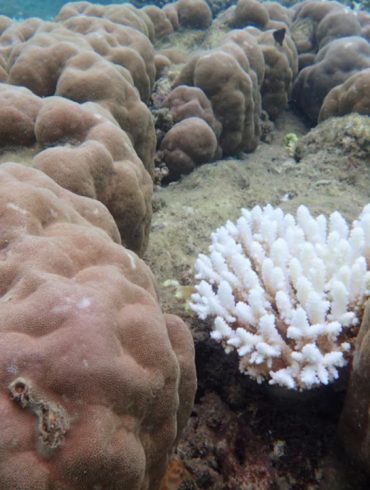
191,204,370,390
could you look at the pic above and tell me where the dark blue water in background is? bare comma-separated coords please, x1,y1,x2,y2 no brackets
0,0,235,20
1,0,64,19
0,0,363,22
1,0,238,20
0,0,162,20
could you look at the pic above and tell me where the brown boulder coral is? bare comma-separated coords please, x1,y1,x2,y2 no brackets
257,28,298,119
0,84,42,147
175,0,213,30
338,298,370,476
292,36,370,122
224,29,265,87
163,84,222,137
0,84,152,256
316,9,361,48
264,1,291,27
55,50,155,172
3,25,155,170
60,16,156,101
0,162,196,490
6,29,85,96
158,116,219,181
163,4,180,31
154,53,172,79
319,68,370,121
175,44,261,155
33,97,153,256
225,0,269,29
142,5,174,40
57,1,154,40
155,85,222,180
290,0,343,54
0,17,44,55
0,14,12,34
359,10,370,42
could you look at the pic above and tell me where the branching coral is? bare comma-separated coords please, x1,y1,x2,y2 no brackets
190,204,370,390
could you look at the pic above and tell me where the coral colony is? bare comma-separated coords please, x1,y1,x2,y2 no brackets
190,204,370,390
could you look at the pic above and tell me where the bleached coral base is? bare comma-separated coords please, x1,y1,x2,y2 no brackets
191,204,370,390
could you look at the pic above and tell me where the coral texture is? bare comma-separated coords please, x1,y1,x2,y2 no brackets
225,0,270,29
143,5,174,40
290,0,341,55
256,28,298,119
292,35,370,122
0,163,196,490
175,0,213,29
190,204,370,390
316,9,361,48
155,85,222,180
163,84,221,137
174,39,261,155
1,17,156,170
338,298,370,476
319,68,370,121
158,116,219,180
0,84,152,256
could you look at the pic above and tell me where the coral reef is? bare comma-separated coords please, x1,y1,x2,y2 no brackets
319,67,370,121
224,0,270,30
292,36,370,122
173,39,261,156
158,116,219,181
0,84,153,256
255,27,298,119
175,0,212,30
1,0,370,486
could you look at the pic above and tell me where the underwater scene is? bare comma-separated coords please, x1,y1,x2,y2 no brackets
0,0,370,489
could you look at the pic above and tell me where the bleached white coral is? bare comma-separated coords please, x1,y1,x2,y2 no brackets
190,204,370,390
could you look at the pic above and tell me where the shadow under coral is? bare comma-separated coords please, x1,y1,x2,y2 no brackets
173,325,370,490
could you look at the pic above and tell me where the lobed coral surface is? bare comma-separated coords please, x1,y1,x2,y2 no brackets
0,163,196,489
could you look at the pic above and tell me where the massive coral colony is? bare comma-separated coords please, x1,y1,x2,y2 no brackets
190,204,370,390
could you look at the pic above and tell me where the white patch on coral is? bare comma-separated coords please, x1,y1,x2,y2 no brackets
78,297,91,310
125,250,137,269
6,203,28,215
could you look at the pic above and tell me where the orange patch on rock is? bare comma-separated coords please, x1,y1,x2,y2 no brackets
160,456,195,490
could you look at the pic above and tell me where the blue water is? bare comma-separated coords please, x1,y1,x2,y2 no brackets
0,0,147,20
1,0,363,21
